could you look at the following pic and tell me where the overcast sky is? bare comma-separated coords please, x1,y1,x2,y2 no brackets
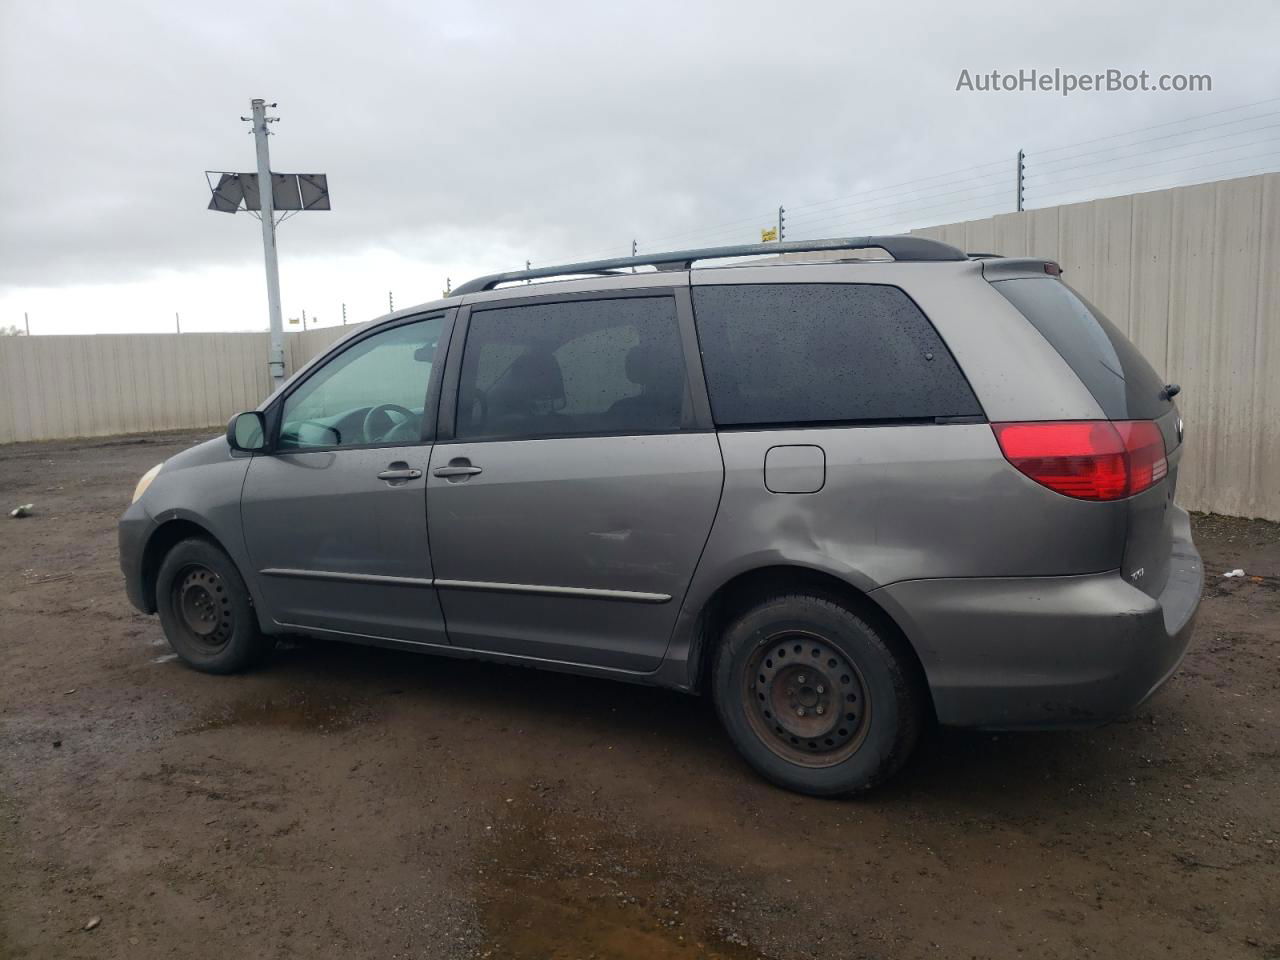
1,0,1278,335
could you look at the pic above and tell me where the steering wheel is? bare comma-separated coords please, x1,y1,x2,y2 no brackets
362,403,415,443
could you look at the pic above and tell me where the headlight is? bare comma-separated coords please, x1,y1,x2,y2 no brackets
132,463,163,503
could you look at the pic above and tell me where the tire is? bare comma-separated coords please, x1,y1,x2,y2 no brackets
155,537,271,674
711,593,924,796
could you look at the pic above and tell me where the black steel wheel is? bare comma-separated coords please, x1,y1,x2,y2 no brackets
743,631,872,767
712,592,924,796
172,564,235,651
155,538,271,674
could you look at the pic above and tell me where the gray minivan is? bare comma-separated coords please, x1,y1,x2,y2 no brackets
119,236,1202,796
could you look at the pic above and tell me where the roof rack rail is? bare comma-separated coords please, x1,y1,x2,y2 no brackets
451,235,967,295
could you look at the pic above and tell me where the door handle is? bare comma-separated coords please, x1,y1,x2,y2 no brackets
433,459,483,480
377,466,423,483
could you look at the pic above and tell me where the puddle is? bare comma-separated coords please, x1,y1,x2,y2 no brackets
477,793,773,960
194,692,368,733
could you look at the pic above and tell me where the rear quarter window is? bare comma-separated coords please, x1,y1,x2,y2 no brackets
991,278,1172,421
691,283,981,427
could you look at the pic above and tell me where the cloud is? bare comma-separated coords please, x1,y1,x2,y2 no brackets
2,0,1277,305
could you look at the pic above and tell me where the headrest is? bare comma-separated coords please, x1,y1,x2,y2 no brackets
504,350,565,403
625,343,682,389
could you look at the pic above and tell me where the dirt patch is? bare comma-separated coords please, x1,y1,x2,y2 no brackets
1,430,1278,959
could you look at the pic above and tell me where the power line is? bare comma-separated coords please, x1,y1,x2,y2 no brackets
641,158,1009,250
1031,112,1280,171
783,157,1008,214
1030,94,1280,155
786,176,1008,230
1026,135,1280,192
788,185,1012,237
1031,151,1280,206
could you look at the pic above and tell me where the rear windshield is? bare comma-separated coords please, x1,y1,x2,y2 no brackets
992,278,1171,420
692,283,982,427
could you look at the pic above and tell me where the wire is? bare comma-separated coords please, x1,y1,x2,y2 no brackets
781,158,1009,215
641,156,1010,249
788,186,1012,238
786,174,1008,229
1027,135,1280,191
788,184,1011,233
1031,94,1280,155
1031,113,1280,170
1030,151,1280,206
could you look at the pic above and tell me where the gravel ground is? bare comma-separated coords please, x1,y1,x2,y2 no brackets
1,430,1277,960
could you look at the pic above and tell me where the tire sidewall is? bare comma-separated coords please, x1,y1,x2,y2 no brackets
155,538,264,674
713,597,913,796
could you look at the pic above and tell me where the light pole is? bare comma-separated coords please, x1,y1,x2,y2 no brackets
249,99,286,383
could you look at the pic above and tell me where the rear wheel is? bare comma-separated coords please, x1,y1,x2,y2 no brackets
155,538,271,674
712,593,924,796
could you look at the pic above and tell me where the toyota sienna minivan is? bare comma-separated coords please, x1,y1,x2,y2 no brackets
119,236,1202,796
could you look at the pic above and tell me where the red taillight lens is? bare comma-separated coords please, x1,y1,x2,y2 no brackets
991,420,1168,501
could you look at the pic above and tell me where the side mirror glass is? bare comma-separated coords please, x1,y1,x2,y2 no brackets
227,411,267,452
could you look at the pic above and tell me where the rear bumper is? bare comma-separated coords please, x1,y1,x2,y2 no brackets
871,507,1202,729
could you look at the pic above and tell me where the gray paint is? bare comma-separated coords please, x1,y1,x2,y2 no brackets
424,432,723,672
120,246,1203,730
240,445,448,644
764,445,825,494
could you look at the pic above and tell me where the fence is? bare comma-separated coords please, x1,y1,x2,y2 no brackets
1,173,1278,520
0,325,354,445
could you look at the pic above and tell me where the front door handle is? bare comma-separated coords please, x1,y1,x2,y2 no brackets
433,458,483,480
377,464,423,483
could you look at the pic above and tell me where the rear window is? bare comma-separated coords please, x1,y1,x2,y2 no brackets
992,278,1171,420
691,283,981,427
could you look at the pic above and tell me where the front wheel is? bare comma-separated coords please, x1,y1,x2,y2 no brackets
712,593,924,796
155,538,272,674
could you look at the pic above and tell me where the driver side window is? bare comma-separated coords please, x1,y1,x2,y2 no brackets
278,316,444,449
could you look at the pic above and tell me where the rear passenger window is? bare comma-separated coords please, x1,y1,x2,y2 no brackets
992,278,1172,421
692,284,981,427
456,297,691,441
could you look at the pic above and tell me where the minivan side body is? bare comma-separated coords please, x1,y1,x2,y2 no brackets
120,250,1201,792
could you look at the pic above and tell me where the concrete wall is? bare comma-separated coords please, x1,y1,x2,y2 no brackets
0,325,357,444
912,172,1279,521
2,173,1277,518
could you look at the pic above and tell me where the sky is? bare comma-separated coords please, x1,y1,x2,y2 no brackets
1,0,1278,335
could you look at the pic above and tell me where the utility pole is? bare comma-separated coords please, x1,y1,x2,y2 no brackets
631,239,637,273
24,312,30,335
1016,148,1025,212
778,205,786,242
341,302,347,325
525,260,531,284
248,99,286,383
301,308,308,332
175,312,181,334
389,291,394,312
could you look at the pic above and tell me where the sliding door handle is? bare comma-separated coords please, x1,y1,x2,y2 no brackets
433,459,483,480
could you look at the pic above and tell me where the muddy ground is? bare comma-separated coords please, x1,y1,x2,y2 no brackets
0,430,1277,960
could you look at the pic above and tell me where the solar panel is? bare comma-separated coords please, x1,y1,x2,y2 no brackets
207,172,243,213
205,172,330,213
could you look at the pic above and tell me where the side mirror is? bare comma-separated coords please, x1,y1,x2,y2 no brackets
226,411,267,452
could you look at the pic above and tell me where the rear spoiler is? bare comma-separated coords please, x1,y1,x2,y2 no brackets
979,258,1064,281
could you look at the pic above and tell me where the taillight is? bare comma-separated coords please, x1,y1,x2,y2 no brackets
991,420,1168,501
